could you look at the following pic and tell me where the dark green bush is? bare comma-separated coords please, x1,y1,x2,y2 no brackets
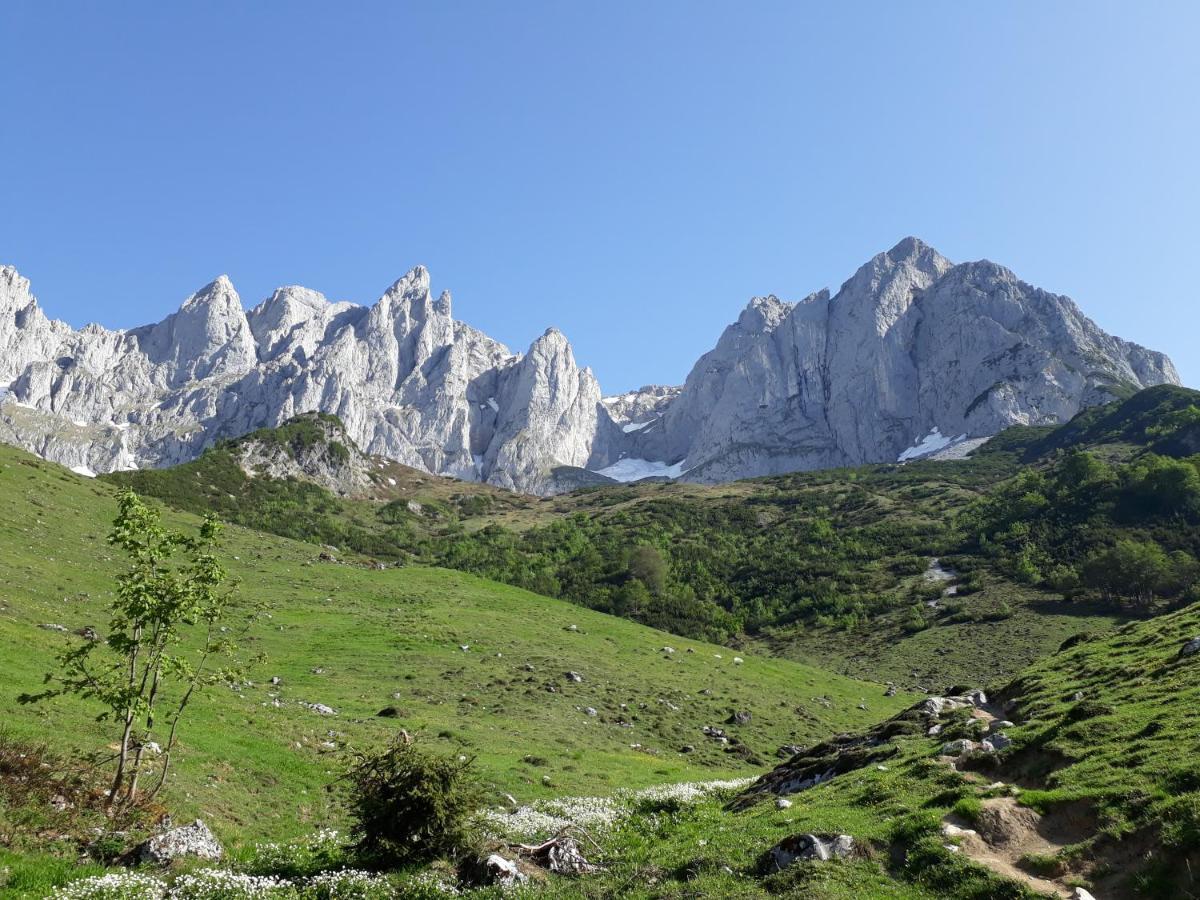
344,740,482,866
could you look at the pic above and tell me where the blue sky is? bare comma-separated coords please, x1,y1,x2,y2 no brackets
2,2,1197,391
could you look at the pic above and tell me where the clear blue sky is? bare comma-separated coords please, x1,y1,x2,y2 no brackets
2,2,1197,391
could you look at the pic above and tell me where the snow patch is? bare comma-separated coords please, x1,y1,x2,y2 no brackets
898,428,967,462
592,457,687,482
70,465,96,478
621,420,654,433
486,397,499,413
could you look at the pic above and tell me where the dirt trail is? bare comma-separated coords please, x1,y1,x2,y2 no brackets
944,797,1073,898
940,705,1091,899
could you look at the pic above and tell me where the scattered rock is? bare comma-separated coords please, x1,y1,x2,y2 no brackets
727,710,752,726
777,744,803,759
940,739,979,757
565,624,578,632
301,702,337,716
941,822,976,839
680,744,695,753
775,797,792,810
763,833,855,870
564,671,583,683
983,732,1013,752
884,685,897,697
583,707,598,717
73,626,100,641
269,676,282,685
1180,637,1200,658
376,707,401,718
38,623,68,632
1072,889,1097,900
137,819,223,864
733,657,744,665
921,691,986,718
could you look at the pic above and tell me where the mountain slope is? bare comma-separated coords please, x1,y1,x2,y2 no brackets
497,598,1200,899
0,239,1178,493
100,387,1200,692
0,444,908,849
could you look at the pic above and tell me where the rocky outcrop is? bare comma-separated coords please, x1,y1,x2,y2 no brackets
136,819,223,864
227,413,379,497
0,239,1180,494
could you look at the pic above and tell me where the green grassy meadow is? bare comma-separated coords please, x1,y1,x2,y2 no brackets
0,444,909,851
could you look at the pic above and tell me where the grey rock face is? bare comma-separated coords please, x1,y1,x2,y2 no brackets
652,238,1178,483
0,265,596,493
0,238,1179,493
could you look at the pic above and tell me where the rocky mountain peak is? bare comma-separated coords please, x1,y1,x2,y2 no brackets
1,265,33,306
530,326,571,353
738,295,794,332
126,276,256,386
381,265,433,306
0,241,1181,494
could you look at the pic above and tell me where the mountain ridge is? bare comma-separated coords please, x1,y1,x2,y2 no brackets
0,238,1180,493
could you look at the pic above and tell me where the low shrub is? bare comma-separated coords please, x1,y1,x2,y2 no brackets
343,740,482,866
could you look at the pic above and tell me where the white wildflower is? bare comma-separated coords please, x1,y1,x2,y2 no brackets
481,777,754,840
50,873,167,900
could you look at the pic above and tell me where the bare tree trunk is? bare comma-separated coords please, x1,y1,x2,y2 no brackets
109,708,135,808
108,628,142,808
126,649,165,807
148,630,212,801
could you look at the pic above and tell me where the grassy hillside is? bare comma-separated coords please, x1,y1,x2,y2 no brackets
502,597,1200,899
107,389,1200,689
0,444,908,850
6,383,1200,897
